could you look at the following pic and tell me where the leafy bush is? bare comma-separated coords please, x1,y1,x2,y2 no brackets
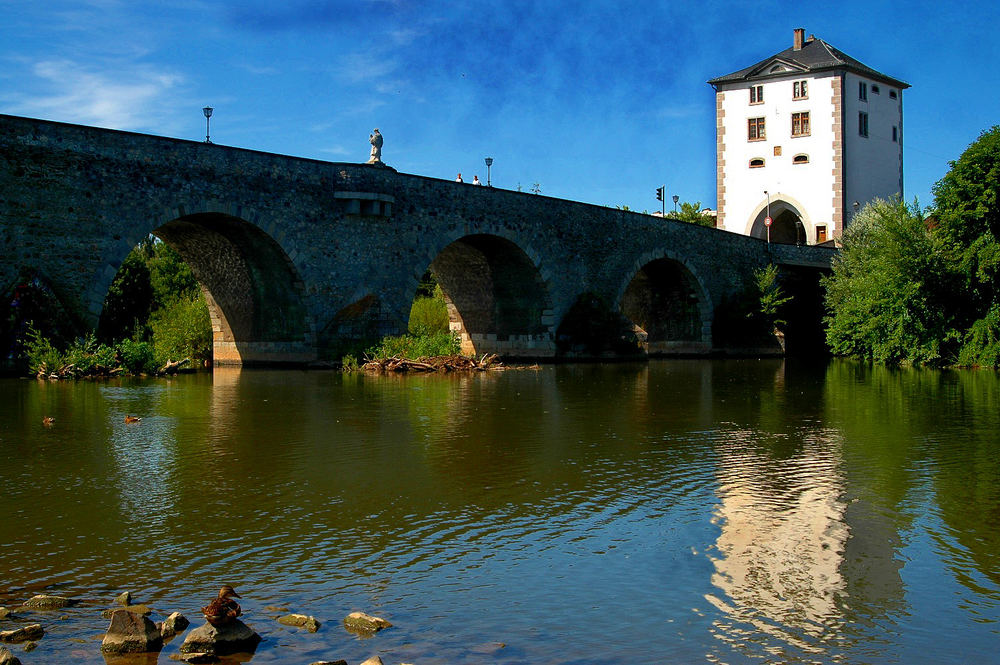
823,199,959,365
149,295,212,365
24,324,63,376
116,338,156,374
958,304,1000,367
366,331,460,360
754,263,793,328
408,285,450,336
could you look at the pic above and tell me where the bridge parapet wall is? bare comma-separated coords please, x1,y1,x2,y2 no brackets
0,114,833,363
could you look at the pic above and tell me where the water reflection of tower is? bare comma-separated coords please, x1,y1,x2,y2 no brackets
706,429,850,657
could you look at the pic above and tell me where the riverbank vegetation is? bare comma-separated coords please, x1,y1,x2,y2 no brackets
16,237,212,377
343,279,467,371
824,126,1000,367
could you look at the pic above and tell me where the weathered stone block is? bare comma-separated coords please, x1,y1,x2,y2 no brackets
101,609,163,654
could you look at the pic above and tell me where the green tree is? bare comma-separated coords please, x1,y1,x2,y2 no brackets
669,201,715,227
754,264,793,329
823,199,959,365
932,125,1000,366
98,248,154,343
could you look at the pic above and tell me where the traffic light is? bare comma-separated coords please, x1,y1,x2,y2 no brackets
656,186,664,202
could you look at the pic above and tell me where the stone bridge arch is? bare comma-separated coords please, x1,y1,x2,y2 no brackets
426,233,555,357
616,250,713,355
96,211,315,365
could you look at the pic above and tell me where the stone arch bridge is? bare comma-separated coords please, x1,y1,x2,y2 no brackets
0,115,834,365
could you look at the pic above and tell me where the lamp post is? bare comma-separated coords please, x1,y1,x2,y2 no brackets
672,194,679,214
484,157,493,187
203,106,213,143
764,190,771,244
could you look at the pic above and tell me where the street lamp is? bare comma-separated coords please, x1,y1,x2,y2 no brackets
764,190,771,244
203,106,213,143
672,194,679,213
484,157,493,187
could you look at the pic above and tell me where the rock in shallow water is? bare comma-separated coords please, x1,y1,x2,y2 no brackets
277,613,321,632
101,604,153,619
0,624,44,644
159,611,190,638
100,609,163,654
343,611,392,634
21,595,76,609
180,620,261,656
0,645,23,665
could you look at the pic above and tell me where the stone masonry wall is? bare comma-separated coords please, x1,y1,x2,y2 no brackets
0,114,834,362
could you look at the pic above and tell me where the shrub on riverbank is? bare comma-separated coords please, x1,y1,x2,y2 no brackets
823,126,1000,367
25,327,162,377
366,331,461,361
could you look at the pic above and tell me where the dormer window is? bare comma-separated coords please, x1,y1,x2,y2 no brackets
749,85,763,104
749,157,765,168
793,80,808,99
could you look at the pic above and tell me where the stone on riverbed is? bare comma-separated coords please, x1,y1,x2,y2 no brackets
21,594,77,609
0,624,44,643
158,611,190,639
343,612,391,635
101,609,163,654
102,604,153,619
277,613,321,632
359,656,383,665
0,645,23,665
114,591,132,606
176,653,220,663
180,620,261,656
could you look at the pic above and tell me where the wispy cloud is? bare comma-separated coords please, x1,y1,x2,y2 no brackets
4,59,186,132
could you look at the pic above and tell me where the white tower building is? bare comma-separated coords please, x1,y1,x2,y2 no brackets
708,28,908,244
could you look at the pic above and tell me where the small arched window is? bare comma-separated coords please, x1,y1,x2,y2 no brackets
793,154,809,165
749,157,765,168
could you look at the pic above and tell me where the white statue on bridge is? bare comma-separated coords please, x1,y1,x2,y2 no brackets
368,129,383,164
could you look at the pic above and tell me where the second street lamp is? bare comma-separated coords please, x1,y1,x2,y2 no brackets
484,157,493,187
203,106,213,143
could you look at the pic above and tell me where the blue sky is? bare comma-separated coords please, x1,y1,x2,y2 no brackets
1,1,997,212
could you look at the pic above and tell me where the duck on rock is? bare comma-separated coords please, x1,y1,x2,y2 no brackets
201,586,242,626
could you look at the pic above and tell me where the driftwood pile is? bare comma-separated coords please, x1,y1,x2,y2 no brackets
362,354,504,373
36,357,191,380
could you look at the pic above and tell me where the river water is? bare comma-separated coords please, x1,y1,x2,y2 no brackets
1,359,998,664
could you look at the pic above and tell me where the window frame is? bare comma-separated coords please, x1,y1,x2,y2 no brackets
749,85,764,105
747,117,766,141
859,81,868,101
859,111,869,137
792,154,810,165
749,157,766,168
892,125,898,142
791,111,811,137
793,80,808,100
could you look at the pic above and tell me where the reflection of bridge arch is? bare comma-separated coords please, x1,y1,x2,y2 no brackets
429,234,554,357
137,212,314,365
616,251,712,354
746,196,813,245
